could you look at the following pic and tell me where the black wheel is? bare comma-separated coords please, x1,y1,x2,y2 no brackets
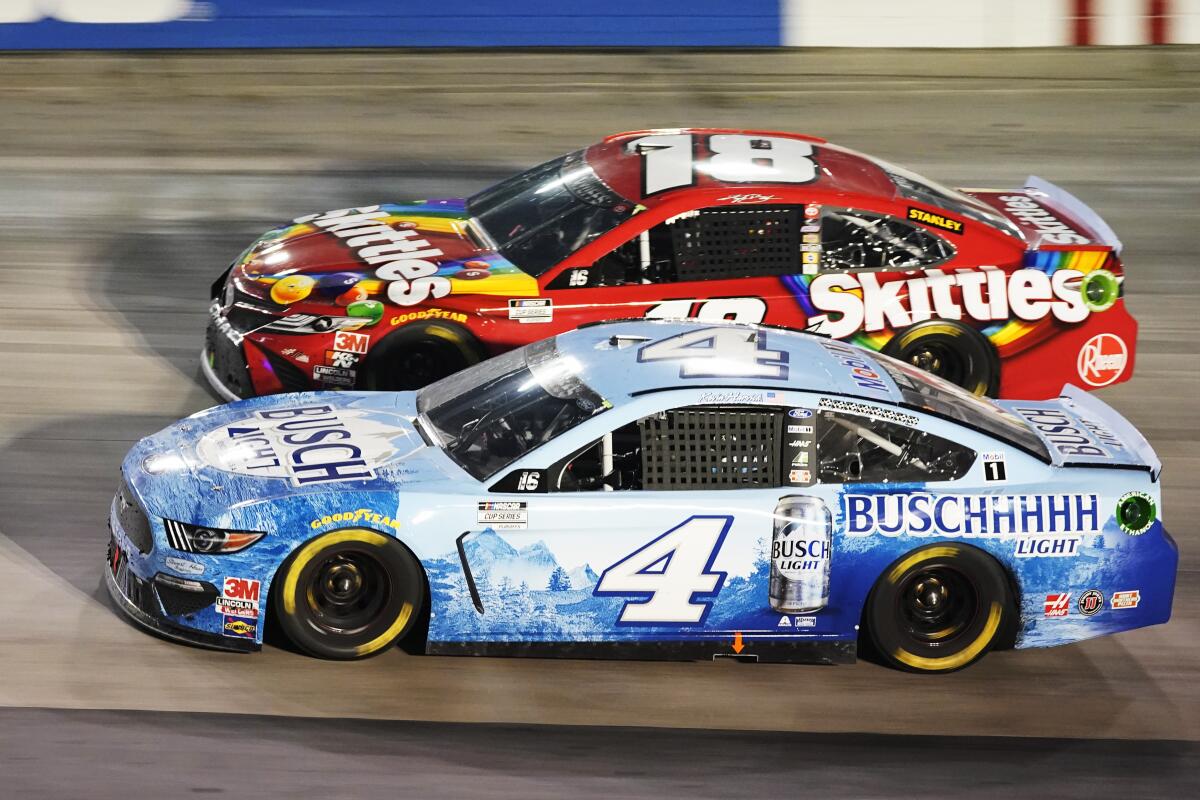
882,320,999,396
360,321,485,391
865,544,1012,673
272,528,425,660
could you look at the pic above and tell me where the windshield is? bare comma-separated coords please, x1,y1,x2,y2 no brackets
871,158,1024,241
876,353,1051,461
417,337,609,480
467,149,637,276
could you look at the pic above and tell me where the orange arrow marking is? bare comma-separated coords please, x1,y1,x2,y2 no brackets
732,631,744,654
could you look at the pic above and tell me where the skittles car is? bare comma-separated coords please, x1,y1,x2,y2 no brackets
116,321,1174,672
204,128,1136,402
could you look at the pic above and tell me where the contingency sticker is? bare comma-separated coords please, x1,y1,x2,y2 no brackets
509,298,553,323
216,576,261,619
478,501,529,530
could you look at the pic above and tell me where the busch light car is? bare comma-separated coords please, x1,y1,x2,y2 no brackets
110,321,1176,672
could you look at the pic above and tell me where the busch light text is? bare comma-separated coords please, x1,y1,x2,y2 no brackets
844,493,1100,538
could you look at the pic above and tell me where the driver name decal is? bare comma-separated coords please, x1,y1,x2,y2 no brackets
807,267,1089,339
293,206,451,307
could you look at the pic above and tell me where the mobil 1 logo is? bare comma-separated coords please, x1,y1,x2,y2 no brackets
982,452,1007,482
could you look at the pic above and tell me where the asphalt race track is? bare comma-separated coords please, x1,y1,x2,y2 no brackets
0,48,1197,797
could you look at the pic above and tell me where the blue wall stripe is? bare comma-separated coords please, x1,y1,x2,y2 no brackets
0,2,784,49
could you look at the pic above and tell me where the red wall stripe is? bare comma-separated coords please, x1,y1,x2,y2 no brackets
1148,0,1169,45
1073,0,1093,46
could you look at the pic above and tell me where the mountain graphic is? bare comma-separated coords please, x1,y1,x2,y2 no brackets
568,564,599,589
460,530,597,591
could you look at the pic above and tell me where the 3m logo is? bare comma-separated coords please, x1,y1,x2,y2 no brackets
1044,593,1070,618
223,577,261,602
1111,590,1141,610
333,330,370,355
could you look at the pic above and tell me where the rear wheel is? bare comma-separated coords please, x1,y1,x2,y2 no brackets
882,320,999,396
272,528,425,660
865,544,1012,674
360,321,485,391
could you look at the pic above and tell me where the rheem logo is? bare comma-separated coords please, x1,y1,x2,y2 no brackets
1077,333,1127,387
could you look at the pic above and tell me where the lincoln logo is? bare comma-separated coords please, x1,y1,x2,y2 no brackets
1077,333,1127,387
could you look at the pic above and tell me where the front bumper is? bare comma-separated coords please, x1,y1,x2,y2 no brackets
105,539,253,653
204,311,254,402
105,534,255,653
105,484,261,653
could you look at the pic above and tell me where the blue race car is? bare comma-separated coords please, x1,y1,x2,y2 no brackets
107,320,1177,672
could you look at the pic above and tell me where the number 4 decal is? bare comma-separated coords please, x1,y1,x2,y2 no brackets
638,326,788,379
594,516,730,625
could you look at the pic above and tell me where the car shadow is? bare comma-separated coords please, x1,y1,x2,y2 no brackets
90,166,509,400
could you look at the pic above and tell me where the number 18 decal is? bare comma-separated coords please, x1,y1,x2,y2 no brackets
638,326,788,379
630,133,818,196
594,516,730,625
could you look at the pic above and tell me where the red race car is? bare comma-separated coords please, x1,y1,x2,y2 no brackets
205,128,1135,400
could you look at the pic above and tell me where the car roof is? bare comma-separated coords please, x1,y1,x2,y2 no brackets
583,128,899,206
553,319,906,406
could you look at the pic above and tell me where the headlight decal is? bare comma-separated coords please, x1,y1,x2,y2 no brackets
164,519,265,554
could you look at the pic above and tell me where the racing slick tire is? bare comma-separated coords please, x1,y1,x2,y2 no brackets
271,528,425,660
864,544,1014,674
882,320,1000,397
360,320,487,391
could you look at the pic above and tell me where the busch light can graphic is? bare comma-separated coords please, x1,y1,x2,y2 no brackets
769,496,831,613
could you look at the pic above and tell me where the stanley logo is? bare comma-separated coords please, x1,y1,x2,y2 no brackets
907,207,964,235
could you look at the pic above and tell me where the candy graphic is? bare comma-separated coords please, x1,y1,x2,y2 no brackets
316,271,362,298
453,269,490,280
335,285,369,306
463,260,492,271
346,300,384,325
270,274,315,304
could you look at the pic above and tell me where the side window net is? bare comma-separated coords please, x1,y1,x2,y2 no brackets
669,207,802,281
816,411,975,484
640,407,782,490
820,209,954,271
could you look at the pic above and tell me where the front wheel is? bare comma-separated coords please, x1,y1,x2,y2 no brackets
360,321,485,391
865,544,1013,673
272,528,425,660
882,320,999,397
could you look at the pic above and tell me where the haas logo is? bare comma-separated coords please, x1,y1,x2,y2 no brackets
1077,333,1128,387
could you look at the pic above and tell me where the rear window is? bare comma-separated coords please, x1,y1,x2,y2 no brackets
872,158,1023,241
877,354,1051,462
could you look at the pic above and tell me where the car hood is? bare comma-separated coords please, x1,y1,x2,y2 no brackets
230,198,538,309
123,391,468,523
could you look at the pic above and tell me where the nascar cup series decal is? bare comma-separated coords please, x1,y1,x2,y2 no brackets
197,404,414,485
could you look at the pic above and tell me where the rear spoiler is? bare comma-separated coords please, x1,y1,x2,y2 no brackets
1024,176,1123,254
1000,385,1160,481
1060,388,1161,482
